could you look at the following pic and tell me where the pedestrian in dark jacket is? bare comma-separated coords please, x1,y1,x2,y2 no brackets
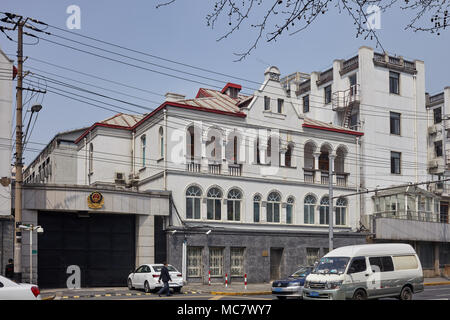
5,259,14,279
158,262,172,297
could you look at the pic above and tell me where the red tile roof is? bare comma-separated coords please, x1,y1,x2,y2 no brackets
303,117,364,136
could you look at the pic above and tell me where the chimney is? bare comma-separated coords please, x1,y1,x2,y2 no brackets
221,83,242,99
165,92,186,102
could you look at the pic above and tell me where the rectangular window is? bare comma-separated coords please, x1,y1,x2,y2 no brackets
324,85,332,104
286,204,293,224
348,257,367,274
434,107,442,124
230,248,245,277
306,248,320,266
369,256,394,272
253,202,260,222
277,99,284,113
187,247,202,277
391,151,401,174
435,140,443,157
392,255,418,270
264,96,271,111
209,248,224,277
390,112,401,135
389,71,400,94
303,95,310,113
304,204,315,224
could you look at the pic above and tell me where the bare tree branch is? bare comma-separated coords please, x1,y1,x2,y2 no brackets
157,0,449,61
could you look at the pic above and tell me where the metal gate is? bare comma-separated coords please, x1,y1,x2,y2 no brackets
37,211,135,288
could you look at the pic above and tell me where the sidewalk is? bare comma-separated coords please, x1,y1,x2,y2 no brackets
40,277,450,299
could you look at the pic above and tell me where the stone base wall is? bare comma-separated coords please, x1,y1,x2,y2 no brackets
167,229,367,284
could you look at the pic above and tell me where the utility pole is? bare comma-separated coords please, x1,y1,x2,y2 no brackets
328,154,335,252
13,18,24,282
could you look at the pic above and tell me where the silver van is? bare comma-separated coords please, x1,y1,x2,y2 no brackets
303,243,424,300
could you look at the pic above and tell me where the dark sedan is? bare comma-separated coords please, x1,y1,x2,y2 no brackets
271,266,313,300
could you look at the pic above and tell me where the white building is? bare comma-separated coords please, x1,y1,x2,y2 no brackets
289,46,448,276
75,67,366,283
0,48,14,276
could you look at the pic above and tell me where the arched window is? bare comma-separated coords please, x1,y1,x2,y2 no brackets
187,126,195,161
336,198,347,226
207,187,222,220
88,143,94,174
253,194,261,222
304,195,316,224
159,127,164,158
286,196,294,224
319,196,330,225
141,135,146,167
186,186,202,219
267,192,281,223
227,189,242,221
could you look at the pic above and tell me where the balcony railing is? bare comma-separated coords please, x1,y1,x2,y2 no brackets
320,171,329,185
332,84,360,112
303,168,315,183
186,162,201,173
373,52,417,74
374,211,449,223
208,164,221,175
316,68,333,86
228,163,242,176
336,173,348,187
340,55,359,75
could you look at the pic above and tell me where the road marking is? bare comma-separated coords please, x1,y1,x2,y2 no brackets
209,295,223,300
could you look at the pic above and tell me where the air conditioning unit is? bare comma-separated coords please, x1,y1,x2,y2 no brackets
115,172,126,184
428,125,437,135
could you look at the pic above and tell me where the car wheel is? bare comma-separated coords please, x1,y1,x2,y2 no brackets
352,289,367,300
127,279,134,290
399,286,413,300
173,287,181,294
144,281,151,293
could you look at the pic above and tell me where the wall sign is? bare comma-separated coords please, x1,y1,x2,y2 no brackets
87,191,104,209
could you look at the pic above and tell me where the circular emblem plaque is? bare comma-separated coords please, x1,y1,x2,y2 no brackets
87,191,104,209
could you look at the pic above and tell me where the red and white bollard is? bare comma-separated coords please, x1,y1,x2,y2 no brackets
244,274,247,290
208,270,211,286
225,273,228,288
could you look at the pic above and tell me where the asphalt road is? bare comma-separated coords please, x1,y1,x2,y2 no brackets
63,285,450,300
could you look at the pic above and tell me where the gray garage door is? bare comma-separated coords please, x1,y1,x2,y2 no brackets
37,211,135,288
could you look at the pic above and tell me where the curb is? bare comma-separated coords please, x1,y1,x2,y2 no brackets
424,282,450,286
41,290,200,300
210,291,272,296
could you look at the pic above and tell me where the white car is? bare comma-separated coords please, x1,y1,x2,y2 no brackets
0,275,42,300
127,264,184,293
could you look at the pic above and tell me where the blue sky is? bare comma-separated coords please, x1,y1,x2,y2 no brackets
1,0,449,165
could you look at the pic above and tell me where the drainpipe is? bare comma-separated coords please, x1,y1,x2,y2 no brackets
356,136,360,226
132,131,135,178
413,74,419,183
164,109,168,191
84,137,87,185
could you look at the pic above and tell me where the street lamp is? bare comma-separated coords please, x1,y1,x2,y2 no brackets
19,224,44,284
23,104,43,145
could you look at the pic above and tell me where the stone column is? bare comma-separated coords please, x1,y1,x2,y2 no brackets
135,215,155,266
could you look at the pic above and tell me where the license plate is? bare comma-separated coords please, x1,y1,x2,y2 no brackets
309,291,320,297
274,288,282,292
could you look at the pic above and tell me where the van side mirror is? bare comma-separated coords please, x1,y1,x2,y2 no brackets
348,267,356,274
